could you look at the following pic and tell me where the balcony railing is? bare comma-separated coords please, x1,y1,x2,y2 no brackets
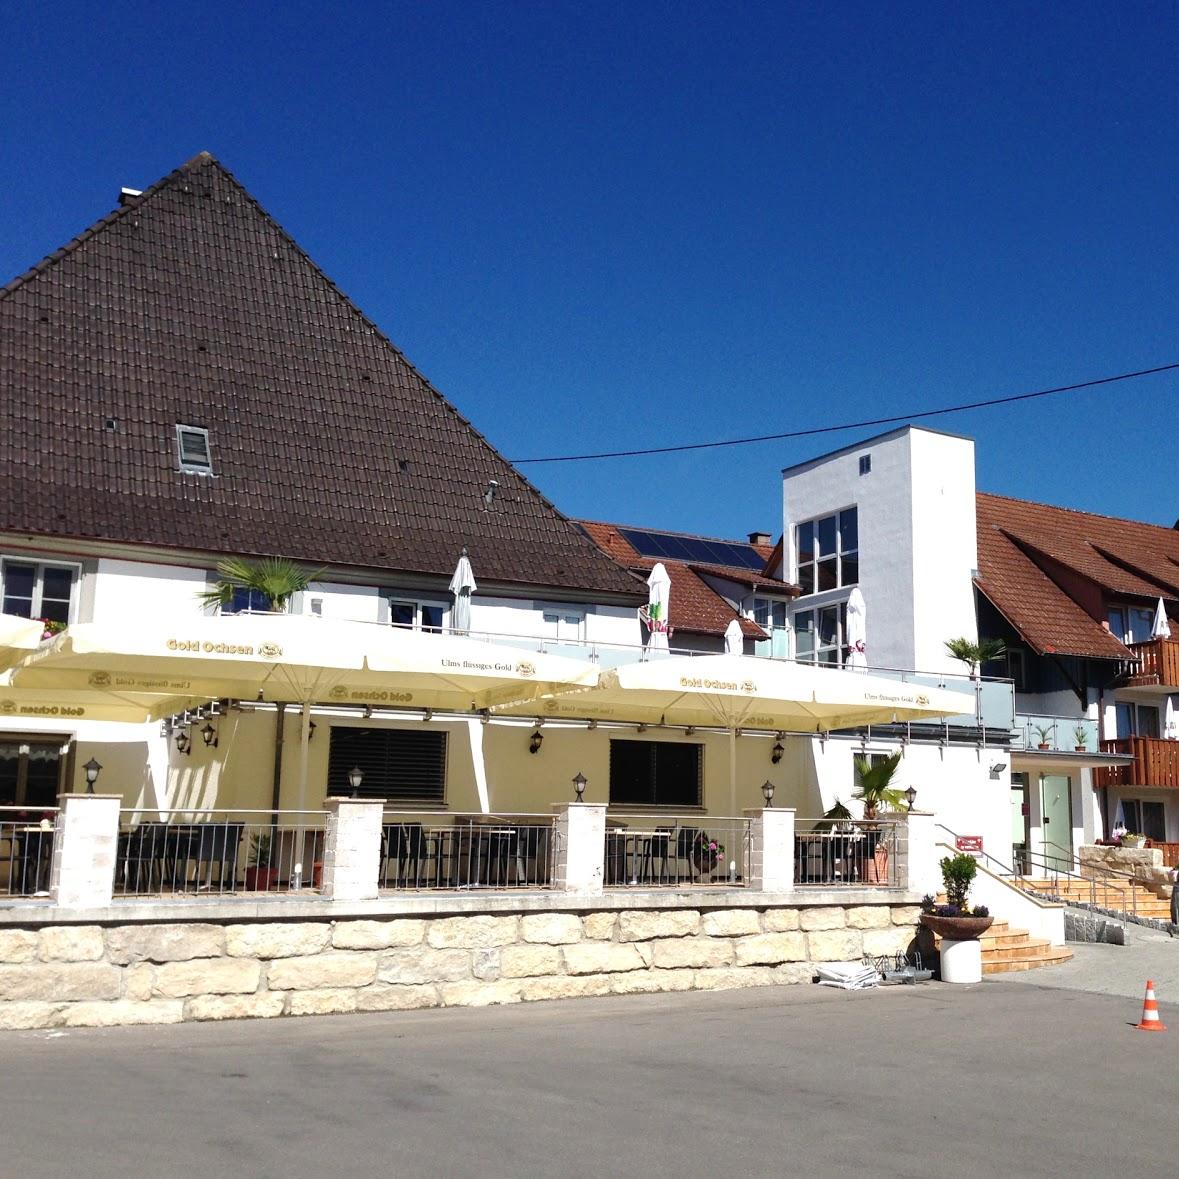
604,815,751,888
1093,737,1179,789
1011,713,1099,754
1125,638,1179,689
0,807,58,897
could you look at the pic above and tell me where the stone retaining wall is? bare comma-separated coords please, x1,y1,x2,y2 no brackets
0,901,920,1029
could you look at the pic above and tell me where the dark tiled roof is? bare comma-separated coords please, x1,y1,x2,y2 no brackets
976,492,1179,659
577,519,797,638
0,153,642,600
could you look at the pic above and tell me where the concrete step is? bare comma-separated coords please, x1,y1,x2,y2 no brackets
984,946,1074,974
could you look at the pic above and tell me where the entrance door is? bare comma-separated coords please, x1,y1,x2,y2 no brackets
1040,774,1073,862
1010,773,1031,873
0,738,67,808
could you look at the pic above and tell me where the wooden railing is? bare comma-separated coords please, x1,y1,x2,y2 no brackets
1146,841,1179,868
1125,638,1179,688
1093,737,1179,789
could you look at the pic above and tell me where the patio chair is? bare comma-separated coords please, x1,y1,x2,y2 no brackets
381,823,427,888
188,822,245,891
117,823,171,893
674,826,702,883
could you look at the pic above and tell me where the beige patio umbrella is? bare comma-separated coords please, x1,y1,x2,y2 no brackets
505,653,969,812
0,671,191,724
0,613,48,671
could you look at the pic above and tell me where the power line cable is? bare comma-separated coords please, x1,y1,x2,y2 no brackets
510,360,1179,464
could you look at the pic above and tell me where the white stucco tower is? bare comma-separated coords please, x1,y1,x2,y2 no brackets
781,426,979,675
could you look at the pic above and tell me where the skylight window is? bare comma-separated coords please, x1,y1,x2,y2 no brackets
176,425,213,475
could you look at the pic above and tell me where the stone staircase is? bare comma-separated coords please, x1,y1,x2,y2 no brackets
976,919,1073,975
1022,876,1172,922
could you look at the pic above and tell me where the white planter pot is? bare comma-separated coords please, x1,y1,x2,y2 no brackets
939,937,982,984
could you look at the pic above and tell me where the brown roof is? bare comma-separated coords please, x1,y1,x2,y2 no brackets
0,153,642,600
577,519,797,639
976,492,1179,659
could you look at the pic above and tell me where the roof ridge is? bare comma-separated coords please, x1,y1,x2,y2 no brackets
574,517,777,548
978,490,1178,537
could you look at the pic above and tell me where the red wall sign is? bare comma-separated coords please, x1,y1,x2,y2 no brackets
955,835,984,853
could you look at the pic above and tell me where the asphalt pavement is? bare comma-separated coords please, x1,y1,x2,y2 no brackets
2,979,1176,1178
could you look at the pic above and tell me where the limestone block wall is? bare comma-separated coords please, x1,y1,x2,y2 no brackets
0,902,920,1030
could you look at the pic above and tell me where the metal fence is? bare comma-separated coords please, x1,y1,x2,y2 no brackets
114,810,327,897
603,815,752,888
794,819,900,887
378,812,559,891
0,806,58,897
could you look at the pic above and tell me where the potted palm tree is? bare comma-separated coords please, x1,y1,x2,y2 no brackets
853,752,906,883
944,636,1007,679
198,557,321,613
244,833,279,891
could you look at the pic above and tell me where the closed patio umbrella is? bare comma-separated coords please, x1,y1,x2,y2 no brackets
644,563,671,653
724,619,744,656
1152,597,1171,640
845,588,867,670
449,548,477,635
0,613,47,671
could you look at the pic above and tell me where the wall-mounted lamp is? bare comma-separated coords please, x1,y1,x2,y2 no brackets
308,720,317,741
200,721,218,749
423,709,433,723
528,728,544,755
175,728,191,755
363,705,373,719
771,740,784,765
761,780,775,807
904,786,918,812
684,726,695,736
83,757,102,794
572,771,587,802
348,766,364,798
988,762,1007,780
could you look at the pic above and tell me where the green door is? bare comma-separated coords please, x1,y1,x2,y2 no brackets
1040,774,1073,863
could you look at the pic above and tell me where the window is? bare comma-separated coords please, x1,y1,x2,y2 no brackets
1,560,77,624
793,601,848,665
328,727,447,803
175,425,213,475
226,587,272,615
858,454,871,476
609,739,702,808
1005,649,1027,691
1114,703,1160,739
1107,604,1156,645
388,599,445,633
795,507,858,596
0,738,67,807
752,598,787,631
1118,799,1165,842
542,609,585,644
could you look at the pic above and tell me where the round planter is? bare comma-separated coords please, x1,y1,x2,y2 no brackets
919,913,994,940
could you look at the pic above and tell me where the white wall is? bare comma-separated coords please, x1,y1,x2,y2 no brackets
781,426,979,675
91,558,210,625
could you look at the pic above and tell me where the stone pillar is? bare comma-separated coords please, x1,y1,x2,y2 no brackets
552,803,606,896
897,810,937,896
745,807,795,891
320,798,383,901
50,793,121,909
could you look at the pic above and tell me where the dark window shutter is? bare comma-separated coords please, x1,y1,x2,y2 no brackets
609,739,702,807
327,727,447,803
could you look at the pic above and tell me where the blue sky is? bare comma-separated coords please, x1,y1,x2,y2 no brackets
3,2,1177,538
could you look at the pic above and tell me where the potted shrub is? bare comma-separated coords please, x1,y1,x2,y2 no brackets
1073,725,1088,753
919,853,993,939
1121,832,1146,849
244,832,279,891
1034,723,1052,751
853,752,905,883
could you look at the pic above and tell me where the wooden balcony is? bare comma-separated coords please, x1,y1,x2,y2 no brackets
1093,737,1179,789
1124,638,1179,689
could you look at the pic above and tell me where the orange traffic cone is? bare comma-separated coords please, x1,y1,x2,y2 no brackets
1137,980,1167,1032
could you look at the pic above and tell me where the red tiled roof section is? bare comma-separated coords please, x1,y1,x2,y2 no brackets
0,154,643,600
975,492,1179,659
576,519,798,638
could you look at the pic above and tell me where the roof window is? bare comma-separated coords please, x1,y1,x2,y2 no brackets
176,425,213,475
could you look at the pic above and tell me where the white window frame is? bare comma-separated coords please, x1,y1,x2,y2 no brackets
176,424,213,475
541,608,587,644
792,601,848,666
0,558,81,625
794,506,858,597
387,598,447,633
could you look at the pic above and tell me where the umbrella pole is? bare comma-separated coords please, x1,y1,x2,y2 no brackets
729,728,737,818
269,703,286,828
294,703,312,885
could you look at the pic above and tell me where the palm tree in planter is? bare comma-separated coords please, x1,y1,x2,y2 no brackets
198,557,320,614
852,751,906,882
944,636,1007,679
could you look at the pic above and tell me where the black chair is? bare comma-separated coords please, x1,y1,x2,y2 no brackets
604,828,628,885
187,823,245,891
512,824,550,886
117,823,172,893
381,823,427,888
675,826,703,883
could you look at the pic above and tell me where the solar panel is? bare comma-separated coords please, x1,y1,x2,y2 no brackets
617,527,769,572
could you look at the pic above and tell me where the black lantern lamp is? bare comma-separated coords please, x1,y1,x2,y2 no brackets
200,721,218,749
770,740,784,765
83,757,102,794
528,728,544,755
572,771,587,802
348,766,364,798
904,785,918,813
175,728,191,755
761,780,775,807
